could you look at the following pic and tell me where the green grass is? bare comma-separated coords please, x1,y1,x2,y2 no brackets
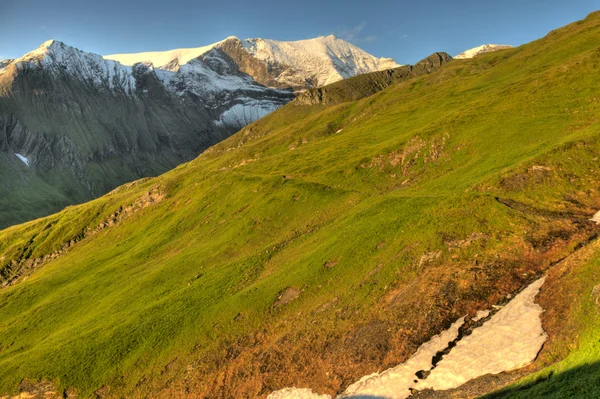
2,11,600,398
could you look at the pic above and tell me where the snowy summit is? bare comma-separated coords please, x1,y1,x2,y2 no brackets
454,44,513,59
105,35,400,89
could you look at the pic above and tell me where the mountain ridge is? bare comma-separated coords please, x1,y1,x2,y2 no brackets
105,34,400,90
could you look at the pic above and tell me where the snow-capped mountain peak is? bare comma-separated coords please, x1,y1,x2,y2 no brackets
238,35,400,87
0,40,136,93
454,44,513,59
1,36,400,160
104,35,400,89
1,39,137,93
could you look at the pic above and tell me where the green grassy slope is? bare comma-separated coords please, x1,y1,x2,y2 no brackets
2,12,600,398
0,153,72,228
294,51,451,106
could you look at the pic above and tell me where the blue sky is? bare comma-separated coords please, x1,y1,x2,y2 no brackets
1,0,598,64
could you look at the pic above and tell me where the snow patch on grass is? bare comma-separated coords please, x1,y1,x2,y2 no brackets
268,388,332,399
420,277,547,392
15,153,30,167
268,277,547,399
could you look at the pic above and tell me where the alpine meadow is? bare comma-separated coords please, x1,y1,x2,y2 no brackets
1,6,600,399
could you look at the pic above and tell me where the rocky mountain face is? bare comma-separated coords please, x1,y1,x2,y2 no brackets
0,37,397,228
454,44,513,59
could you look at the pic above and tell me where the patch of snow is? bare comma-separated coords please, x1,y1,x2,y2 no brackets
454,44,513,59
0,59,13,75
215,100,280,128
268,388,331,399
419,277,547,392
471,309,490,322
15,153,30,167
269,277,547,399
590,210,600,224
340,317,466,398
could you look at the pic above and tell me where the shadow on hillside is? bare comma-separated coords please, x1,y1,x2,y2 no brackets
482,360,600,398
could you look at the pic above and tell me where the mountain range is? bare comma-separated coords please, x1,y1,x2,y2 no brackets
0,35,398,228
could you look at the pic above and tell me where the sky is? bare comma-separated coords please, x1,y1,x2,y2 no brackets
1,0,599,64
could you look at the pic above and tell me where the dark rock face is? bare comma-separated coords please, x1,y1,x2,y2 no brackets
295,52,453,106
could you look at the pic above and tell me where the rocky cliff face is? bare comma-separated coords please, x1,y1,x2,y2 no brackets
0,37,396,228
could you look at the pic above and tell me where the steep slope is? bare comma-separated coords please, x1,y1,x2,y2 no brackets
454,44,513,59
0,36,395,228
2,11,600,399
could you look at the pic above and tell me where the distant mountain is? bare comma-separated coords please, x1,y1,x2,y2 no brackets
105,35,399,91
454,43,513,59
0,36,397,228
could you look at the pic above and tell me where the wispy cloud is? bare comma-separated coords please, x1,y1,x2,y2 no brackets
336,22,377,43
385,28,409,40
40,25,47,30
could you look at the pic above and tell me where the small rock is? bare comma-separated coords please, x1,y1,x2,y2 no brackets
234,312,245,321
592,284,600,305
273,287,301,307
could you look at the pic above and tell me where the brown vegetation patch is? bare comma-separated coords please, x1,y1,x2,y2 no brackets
273,287,301,308
363,133,450,178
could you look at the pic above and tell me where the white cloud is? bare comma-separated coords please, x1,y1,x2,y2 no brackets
336,22,378,43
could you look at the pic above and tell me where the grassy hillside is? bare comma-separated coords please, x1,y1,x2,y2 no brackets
2,11,600,398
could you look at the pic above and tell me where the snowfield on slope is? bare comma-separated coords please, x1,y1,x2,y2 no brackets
14,153,30,167
268,277,547,399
